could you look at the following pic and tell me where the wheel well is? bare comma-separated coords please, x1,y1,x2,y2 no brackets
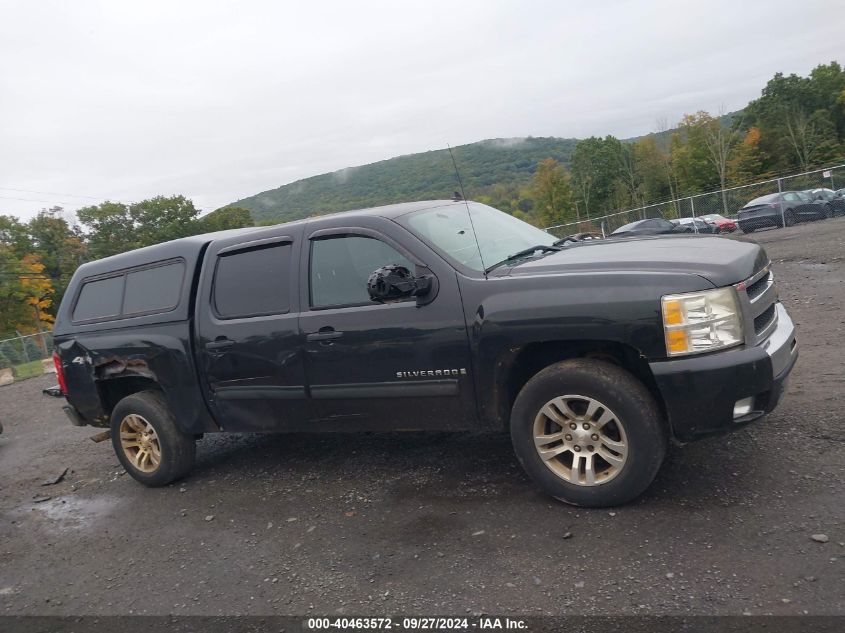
500,340,666,428
97,376,162,418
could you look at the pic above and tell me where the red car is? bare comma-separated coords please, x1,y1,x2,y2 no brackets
700,214,737,233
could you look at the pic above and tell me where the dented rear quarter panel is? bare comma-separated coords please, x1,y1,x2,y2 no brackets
55,322,217,432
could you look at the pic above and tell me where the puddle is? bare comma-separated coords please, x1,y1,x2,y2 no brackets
19,495,120,532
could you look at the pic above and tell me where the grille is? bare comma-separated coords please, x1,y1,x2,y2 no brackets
746,271,772,302
741,265,778,343
754,303,776,335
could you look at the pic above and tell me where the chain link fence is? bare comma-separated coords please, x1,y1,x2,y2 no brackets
545,163,845,238
0,331,55,384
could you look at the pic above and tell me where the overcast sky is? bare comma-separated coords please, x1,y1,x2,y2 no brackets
1,0,842,220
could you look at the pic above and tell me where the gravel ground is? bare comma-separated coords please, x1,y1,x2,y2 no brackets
0,218,843,617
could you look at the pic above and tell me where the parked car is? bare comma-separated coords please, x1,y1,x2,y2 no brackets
671,217,718,234
554,231,603,246
804,188,845,216
610,217,691,237
737,191,830,233
52,199,798,507
699,214,738,233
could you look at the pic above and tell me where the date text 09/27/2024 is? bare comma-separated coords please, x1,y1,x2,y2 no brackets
306,617,527,630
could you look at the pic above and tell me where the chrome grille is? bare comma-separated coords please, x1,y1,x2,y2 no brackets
737,265,778,344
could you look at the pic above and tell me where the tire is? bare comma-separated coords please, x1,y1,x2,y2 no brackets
510,359,667,507
824,205,833,219
110,390,196,487
782,210,796,228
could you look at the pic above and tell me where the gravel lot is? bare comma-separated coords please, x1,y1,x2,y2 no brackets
1,218,843,617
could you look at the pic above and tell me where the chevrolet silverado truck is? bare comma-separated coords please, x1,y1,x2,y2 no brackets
52,200,798,506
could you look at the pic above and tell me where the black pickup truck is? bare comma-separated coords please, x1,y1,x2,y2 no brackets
52,200,798,506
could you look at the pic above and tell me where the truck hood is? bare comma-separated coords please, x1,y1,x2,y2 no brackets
500,235,768,287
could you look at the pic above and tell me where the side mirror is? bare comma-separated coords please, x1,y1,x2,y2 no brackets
367,265,432,303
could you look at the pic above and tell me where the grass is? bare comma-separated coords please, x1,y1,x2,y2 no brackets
11,359,45,381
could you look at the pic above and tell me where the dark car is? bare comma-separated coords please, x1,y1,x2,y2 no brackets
554,231,603,246
610,217,690,237
737,191,830,233
52,200,797,507
805,188,845,216
671,217,718,234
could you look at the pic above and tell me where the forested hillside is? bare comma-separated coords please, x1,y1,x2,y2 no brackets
233,137,578,223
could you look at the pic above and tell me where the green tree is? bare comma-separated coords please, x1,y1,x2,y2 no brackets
531,158,574,227
131,195,200,246
570,136,625,217
76,201,137,260
0,215,33,255
197,206,255,233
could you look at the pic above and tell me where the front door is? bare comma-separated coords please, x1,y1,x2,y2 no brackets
298,219,476,431
196,227,314,432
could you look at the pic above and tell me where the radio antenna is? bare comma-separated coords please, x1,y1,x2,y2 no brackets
447,144,487,277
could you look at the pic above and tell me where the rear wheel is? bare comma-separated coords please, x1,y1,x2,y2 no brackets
110,390,195,487
782,210,796,227
510,359,667,507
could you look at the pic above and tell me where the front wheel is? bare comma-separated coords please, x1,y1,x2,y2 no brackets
110,390,196,487
510,359,667,507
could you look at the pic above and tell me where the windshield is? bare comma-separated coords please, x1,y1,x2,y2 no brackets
701,214,726,221
404,202,556,272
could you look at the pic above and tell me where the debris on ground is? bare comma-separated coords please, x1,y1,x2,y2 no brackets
41,468,68,486
41,385,63,398
811,534,829,543
89,430,110,443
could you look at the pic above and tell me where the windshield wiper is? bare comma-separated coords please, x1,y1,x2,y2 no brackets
485,244,561,273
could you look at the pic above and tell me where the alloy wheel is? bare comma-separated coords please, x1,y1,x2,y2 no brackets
532,395,629,486
119,414,162,473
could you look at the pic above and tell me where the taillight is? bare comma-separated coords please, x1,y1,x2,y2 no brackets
53,352,68,395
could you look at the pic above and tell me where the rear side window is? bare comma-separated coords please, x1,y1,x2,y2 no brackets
73,276,125,322
213,243,292,318
123,261,185,315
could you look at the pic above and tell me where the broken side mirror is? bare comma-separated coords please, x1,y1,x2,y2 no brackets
367,265,433,303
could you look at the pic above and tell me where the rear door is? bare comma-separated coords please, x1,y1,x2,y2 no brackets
297,216,477,431
195,225,314,431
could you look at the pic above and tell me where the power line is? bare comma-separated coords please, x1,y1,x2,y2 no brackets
0,186,103,200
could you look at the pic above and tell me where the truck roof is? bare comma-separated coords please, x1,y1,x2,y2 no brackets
74,199,462,278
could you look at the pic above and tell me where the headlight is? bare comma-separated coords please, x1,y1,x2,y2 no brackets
661,287,743,356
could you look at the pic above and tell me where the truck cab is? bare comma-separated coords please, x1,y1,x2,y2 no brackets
53,200,798,507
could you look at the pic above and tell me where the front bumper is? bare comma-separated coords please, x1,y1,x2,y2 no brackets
649,302,798,441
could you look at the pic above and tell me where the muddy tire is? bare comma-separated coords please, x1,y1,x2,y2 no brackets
110,390,195,487
510,359,667,507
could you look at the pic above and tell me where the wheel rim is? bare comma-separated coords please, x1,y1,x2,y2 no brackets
532,395,628,486
119,414,162,473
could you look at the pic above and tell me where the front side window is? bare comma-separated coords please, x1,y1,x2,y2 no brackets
213,243,292,318
310,235,412,308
